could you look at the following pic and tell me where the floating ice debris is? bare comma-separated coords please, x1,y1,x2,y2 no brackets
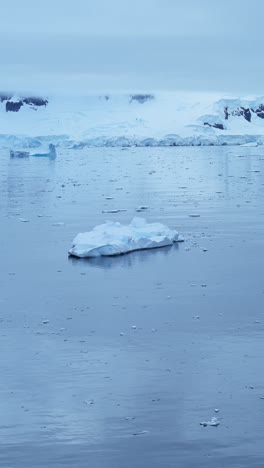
214,409,220,413
19,218,29,223
200,417,220,427
10,150,30,158
69,217,181,258
131,325,137,329
42,320,49,324
189,214,200,218
102,209,127,214
136,206,149,212
132,430,148,436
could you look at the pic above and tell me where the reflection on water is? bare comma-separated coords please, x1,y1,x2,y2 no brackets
68,243,178,269
5,153,57,212
1,146,264,467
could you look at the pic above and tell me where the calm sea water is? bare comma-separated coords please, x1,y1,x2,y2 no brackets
1,146,264,467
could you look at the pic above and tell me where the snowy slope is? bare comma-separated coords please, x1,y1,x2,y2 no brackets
1,92,264,148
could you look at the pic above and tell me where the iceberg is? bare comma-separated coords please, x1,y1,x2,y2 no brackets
10,150,30,158
68,217,180,258
10,143,57,159
240,142,258,147
31,143,57,158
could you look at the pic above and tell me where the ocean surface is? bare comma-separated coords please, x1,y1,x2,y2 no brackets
1,146,264,467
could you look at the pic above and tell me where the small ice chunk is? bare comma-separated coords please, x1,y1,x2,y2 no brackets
136,206,149,212
69,217,181,258
200,417,220,427
102,209,127,214
189,214,200,218
132,430,148,436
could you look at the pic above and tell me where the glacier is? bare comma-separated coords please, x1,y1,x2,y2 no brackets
68,218,180,258
1,92,264,148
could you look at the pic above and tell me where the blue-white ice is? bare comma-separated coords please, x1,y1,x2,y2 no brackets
2,93,264,149
68,218,180,258
30,143,56,158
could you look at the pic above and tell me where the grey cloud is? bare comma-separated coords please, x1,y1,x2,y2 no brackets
0,0,263,94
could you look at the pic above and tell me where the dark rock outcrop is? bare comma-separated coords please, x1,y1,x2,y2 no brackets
130,94,154,104
0,93,48,112
223,102,264,122
6,101,24,112
254,104,264,119
204,122,225,130
231,106,251,122
23,97,48,107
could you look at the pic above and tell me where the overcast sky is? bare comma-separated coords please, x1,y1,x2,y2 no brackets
0,0,263,95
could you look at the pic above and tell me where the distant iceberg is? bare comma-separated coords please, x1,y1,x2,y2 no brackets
68,217,181,258
31,143,56,158
10,143,57,159
10,149,30,158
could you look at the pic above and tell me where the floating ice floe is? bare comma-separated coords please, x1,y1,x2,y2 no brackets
240,142,258,147
10,150,30,158
136,206,149,212
69,217,181,258
102,209,127,214
200,417,220,427
31,144,57,158
10,144,57,159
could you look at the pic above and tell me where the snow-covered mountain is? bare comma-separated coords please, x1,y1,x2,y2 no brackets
1,92,264,148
